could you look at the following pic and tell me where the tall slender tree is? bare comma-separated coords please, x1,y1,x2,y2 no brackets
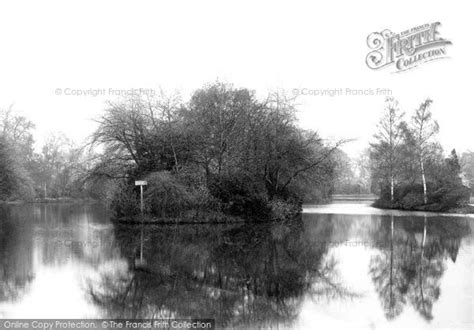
371,97,405,202
412,99,439,204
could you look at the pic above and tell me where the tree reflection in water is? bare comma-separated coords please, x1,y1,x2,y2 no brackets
0,203,116,314
87,216,358,328
369,215,471,321
0,205,35,304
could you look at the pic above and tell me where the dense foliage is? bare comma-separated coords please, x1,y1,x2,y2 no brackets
88,83,344,220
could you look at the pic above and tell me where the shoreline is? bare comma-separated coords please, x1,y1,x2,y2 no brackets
371,204,474,215
112,211,296,225
303,202,474,218
0,198,99,204
371,198,474,215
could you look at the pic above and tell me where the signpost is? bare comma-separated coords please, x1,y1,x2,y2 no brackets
135,180,148,215
135,180,147,267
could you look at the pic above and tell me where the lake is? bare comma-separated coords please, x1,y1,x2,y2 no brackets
0,203,472,329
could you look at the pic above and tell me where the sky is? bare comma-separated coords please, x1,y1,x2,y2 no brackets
0,0,472,157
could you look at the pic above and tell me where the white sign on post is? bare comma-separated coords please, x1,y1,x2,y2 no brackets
135,181,147,215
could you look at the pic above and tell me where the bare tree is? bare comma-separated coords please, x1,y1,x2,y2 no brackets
144,89,182,171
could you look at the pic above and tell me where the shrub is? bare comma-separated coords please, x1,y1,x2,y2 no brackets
374,181,471,211
269,198,301,221
372,198,396,209
110,183,140,218
400,192,425,209
429,185,471,211
174,165,220,211
208,173,270,218
111,170,224,219
143,171,193,217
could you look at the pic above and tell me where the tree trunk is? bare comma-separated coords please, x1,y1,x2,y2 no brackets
390,175,394,203
389,215,394,311
419,216,427,316
420,158,427,204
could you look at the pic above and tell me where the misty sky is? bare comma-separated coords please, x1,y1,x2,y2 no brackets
0,0,472,157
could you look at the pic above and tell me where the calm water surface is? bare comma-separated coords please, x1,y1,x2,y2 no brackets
0,203,473,329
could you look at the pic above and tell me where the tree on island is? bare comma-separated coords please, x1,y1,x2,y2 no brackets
411,99,439,204
370,98,470,211
88,82,347,220
370,97,405,202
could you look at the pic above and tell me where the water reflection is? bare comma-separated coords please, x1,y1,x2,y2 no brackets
0,205,35,303
0,203,117,318
369,215,470,321
88,218,358,327
0,203,472,328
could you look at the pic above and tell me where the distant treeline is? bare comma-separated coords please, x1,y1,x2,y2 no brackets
0,107,92,201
